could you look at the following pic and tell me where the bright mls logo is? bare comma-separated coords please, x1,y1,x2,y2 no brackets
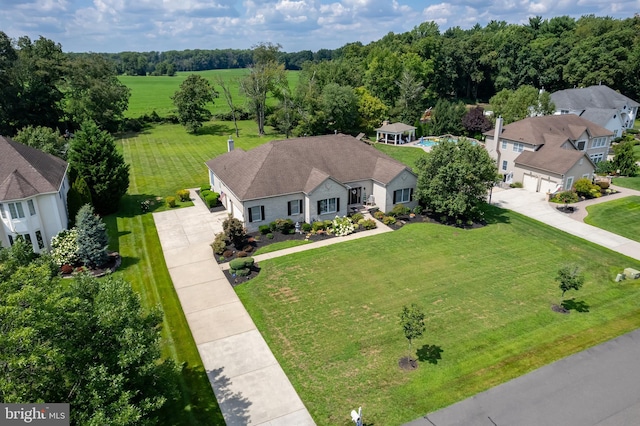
0,404,69,425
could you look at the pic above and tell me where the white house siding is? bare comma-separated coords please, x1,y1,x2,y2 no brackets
243,193,306,232
307,178,346,224
485,136,535,179
518,159,594,193
382,170,418,213
371,182,387,212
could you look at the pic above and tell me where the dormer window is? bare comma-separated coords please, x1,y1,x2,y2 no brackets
576,141,586,151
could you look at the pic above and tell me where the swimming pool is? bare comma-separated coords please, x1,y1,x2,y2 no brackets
416,136,479,147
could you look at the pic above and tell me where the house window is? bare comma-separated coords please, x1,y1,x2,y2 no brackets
590,153,604,163
8,235,13,246
27,200,36,216
393,188,413,204
248,206,264,222
591,138,607,148
501,140,507,149
8,202,25,219
35,230,45,250
502,160,508,171
288,200,303,216
566,176,574,190
576,140,586,150
0,204,5,219
318,198,338,215
560,110,569,114
23,233,32,248
513,143,524,152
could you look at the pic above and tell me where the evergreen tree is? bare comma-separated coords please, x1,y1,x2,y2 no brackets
66,176,93,227
613,139,639,177
76,204,108,268
68,121,129,215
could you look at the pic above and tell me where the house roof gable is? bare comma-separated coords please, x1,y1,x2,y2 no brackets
375,122,417,133
0,136,68,201
206,134,414,201
550,85,640,110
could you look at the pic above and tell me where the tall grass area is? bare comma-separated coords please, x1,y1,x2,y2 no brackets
121,69,299,118
105,122,282,424
236,208,640,425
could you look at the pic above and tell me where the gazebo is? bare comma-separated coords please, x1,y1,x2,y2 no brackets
375,122,417,145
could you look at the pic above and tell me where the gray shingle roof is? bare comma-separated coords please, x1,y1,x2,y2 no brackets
578,108,618,127
206,134,414,201
515,148,586,175
0,136,68,201
375,122,416,133
550,85,640,110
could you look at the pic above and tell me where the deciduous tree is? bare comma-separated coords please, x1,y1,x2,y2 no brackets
462,106,492,137
556,266,585,298
399,304,426,353
172,74,217,133
321,83,358,134
13,125,67,159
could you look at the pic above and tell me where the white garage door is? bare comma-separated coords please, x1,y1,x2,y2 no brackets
522,174,538,192
539,178,560,194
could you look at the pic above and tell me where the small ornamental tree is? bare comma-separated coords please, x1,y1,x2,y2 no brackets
399,304,426,355
50,228,80,266
76,204,109,268
612,139,639,177
462,106,492,137
222,215,246,248
556,266,585,298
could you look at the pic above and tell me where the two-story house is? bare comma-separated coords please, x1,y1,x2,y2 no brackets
0,136,70,252
484,115,613,193
551,85,639,138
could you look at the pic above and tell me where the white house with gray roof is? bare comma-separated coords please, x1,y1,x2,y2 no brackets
551,85,639,138
0,136,70,252
205,134,417,232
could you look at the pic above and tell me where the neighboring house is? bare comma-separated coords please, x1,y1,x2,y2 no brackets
205,134,417,232
551,85,639,138
484,115,613,193
0,136,70,253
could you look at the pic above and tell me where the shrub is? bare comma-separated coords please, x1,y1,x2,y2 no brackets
351,212,364,222
302,223,312,232
223,249,234,258
234,268,251,277
596,180,610,190
324,220,333,229
237,251,248,257
374,210,385,220
312,222,325,232
51,228,80,267
383,216,396,225
176,189,190,202
223,215,246,247
76,204,109,268
61,264,73,274
166,196,176,207
229,257,254,270
574,178,601,198
200,189,211,198
274,218,294,234
266,233,274,239
258,225,271,235
390,203,410,217
242,245,254,253
211,232,227,255
200,184,211,192
509,182,524,188
551,191,579,204
204,192,219,208
413,205,423,215
332,216,355,236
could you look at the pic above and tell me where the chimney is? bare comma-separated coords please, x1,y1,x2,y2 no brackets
227,136,234,152
382,120,389,126
495,116,504,155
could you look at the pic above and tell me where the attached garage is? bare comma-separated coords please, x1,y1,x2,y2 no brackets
522,174,538,192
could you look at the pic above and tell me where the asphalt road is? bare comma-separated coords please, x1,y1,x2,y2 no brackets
406,329,640,426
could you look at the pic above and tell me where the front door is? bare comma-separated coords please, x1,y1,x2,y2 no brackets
349,187,362,204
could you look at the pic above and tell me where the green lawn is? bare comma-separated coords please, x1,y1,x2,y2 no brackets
373,143,427,172
121,69,299,118
612,177,640,191
105,121,284,424
585,196,640,242
236,207,640,425
254,239,311,256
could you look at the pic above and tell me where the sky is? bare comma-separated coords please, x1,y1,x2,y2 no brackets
0,0,638,53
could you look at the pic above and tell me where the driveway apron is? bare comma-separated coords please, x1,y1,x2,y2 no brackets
153,190,315,425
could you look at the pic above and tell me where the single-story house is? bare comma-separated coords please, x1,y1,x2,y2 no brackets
0,136,70,252
551,85,639,138
205,134,418,232
484,115,613,193
375,122,416,144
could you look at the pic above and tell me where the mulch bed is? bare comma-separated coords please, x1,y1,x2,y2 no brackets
551,304,570,314
60,252,121,278
398,356,418,371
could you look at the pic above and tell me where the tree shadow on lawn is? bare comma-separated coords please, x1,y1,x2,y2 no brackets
561,298,590,313
118,193,165,217
417,344,444,365
482,203,511,225
198,123,235,136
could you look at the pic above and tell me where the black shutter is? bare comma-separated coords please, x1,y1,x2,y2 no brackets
287,201,291,216
299,200,303,214
337,198,340,212
410,188,414,201
261,206,265,221
317,200,321,214
248,208,253,222
393,190,397,204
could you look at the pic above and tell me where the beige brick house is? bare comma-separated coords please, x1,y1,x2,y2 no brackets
205,134,417,232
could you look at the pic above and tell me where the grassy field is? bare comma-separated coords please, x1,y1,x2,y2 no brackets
104,121,284,424
612,177,640,191
373,143,427,172
121,69,300,118
236,208,640,425
585,196,640,242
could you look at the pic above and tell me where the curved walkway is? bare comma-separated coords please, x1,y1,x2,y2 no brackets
153,191,392,425
559,184,640,223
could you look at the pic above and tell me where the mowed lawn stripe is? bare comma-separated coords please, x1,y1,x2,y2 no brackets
585,196,640,242
236,210,640,425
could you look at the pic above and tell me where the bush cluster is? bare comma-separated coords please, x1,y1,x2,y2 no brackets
573,178,602,199
389,203,410,217
229,257,254,276
51,228,80,267
359,218,377,230
551,191,579,204
176,189,190,202
331,216,355,237
210,232,227,255
200,189,220,208
165,196,176,207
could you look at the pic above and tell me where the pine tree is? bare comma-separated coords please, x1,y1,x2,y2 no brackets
68,121,129,215
76,204,108,268
66,176,93,227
